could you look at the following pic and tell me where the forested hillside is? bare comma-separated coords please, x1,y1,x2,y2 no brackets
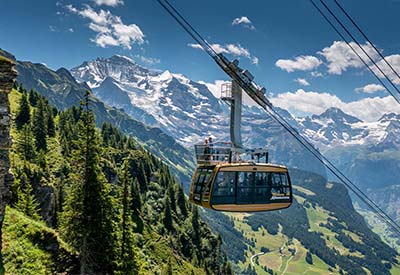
1,85,232,274
202,170,400,275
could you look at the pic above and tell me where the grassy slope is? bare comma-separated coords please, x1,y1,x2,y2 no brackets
227,208,337,275
2,207,76,275
225,184,400,275
355,204,400,253
4,88,209,274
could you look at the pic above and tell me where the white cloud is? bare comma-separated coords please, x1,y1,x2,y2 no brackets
225,44,250,58
187,43,203,50
93,0,124,7
66,4,145,49
311,71,323,77
188,43,258,64
251,56,259,65
294,78,310,86
68,28,74,32
135,55,160,65
355,84,385,94
372,54,400,85
199,80,228,98
92,33,119,47
199,80,258,106
275,55,322,72
319,41,379,75
270,89,400,121
232,16,256,30
65,4,78,13
49,25,58,32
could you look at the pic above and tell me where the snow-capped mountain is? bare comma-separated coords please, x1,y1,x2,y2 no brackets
71,55,226,146
71,55,328,176
70,55,400,179
297,108,400,151
71,55,400,152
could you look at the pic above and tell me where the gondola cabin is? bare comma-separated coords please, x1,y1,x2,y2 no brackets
189,144,292,212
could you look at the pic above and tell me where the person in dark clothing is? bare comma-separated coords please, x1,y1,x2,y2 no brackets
208,137,214,160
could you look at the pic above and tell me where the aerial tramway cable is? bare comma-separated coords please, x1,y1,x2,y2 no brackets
333,0,400,84
155,0,400,236
310,0,400,104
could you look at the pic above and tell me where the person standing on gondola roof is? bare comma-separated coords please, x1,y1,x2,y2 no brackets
208,137,214,160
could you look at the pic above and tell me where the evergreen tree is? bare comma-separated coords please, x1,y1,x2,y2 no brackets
164,198,173,231
176,185,187,218
165,257,173,275
61,92,116,274
130,178,142,213
28,89,39,107
32,98,47,151
167,184,176,213
118,160,139,275
47,105,56,137
191,206,200,248
306,251,313,265
15,171,41,220
15,92,30,129
16,124,36,161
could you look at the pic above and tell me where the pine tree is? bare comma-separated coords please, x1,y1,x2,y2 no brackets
164,198,173,231
191,206,200,247
15,171,41,220
176,185,187,218
130,178,142,213
15,92,30,129
167,184,176,213
118,160,139,275
47,105,56,137
28,89,38,107
16,124,36,161
306,251,313,265
61,91,116,274
32,98,47,151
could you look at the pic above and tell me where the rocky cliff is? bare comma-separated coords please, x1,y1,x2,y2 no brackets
0,57,17,248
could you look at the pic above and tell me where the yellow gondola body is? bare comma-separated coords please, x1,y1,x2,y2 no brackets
189,158,292,212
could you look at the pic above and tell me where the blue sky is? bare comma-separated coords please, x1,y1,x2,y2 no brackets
1,0,400,120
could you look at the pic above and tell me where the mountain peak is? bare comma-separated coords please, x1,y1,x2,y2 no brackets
316,107,362,124
154,70,173,82
109,54,136,64
379,112,400,122
56,67,76,83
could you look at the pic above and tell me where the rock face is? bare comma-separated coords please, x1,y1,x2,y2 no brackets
0,57,17,248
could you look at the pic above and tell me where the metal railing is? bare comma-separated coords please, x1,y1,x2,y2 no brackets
221,82,232,99
194,143,232,164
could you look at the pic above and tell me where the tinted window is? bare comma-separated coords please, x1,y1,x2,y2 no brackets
211,170,291,205
193,168,213,194
211,171,235,204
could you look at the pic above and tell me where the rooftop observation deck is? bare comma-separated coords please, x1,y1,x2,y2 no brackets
194,142,269,165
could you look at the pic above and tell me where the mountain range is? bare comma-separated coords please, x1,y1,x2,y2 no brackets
70,55,400,188
2,49,400,274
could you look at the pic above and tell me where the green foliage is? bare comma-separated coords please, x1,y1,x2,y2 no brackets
14,170,41,220
6,85,232,275
2,208,78,275
46,105,55,137
117,160,139,275
15,92,30,130
15,124,36,161
60,94,116,274
163,198,173,231
306,251,313,265
32,98,47,151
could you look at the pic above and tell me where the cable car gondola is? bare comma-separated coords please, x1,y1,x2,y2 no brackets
189,76,292,212
189,149,292,212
